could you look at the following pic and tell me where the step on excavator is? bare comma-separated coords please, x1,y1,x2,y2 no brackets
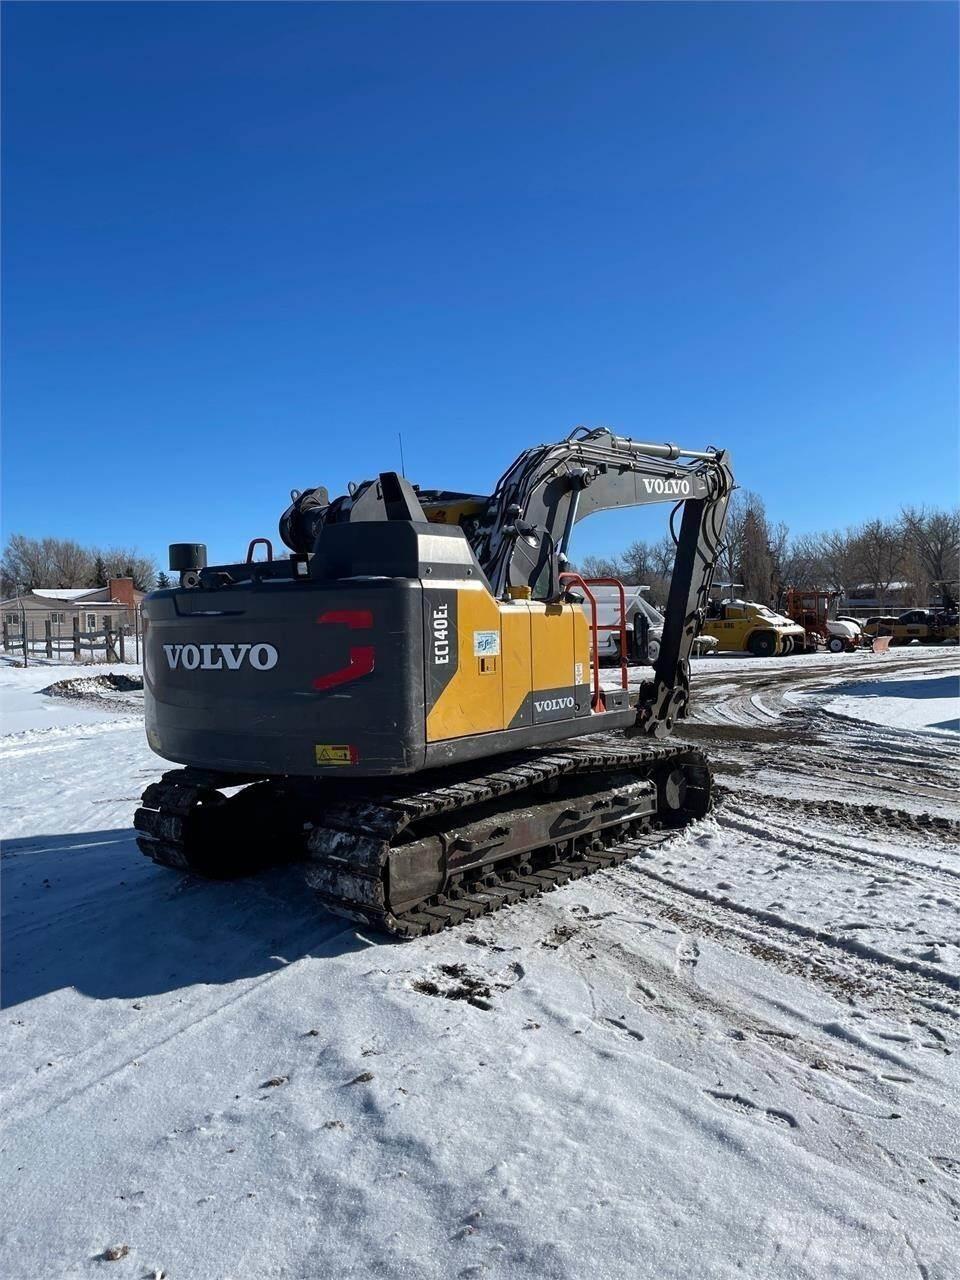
135,428,733,938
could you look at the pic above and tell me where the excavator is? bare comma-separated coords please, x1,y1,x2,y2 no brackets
135,428,733,938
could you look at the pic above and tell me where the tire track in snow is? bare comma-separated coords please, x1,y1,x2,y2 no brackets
0,718,140,759
588,929,935,1083
720,791,960,845
612,852,960,1009
524,887,953,1093
715,802,960,893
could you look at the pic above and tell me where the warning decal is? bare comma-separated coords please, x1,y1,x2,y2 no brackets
314,744,357,766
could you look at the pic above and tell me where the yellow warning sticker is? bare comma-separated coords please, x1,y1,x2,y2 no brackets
314,744,356,766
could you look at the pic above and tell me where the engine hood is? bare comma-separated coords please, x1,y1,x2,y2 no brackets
827,620,860,638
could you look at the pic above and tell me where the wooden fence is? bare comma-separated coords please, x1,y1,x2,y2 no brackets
1,613,142,665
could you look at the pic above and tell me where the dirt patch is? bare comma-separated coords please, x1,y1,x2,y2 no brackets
412,963,498,1010
40,673,143,713
677,722,803,745
540,923,578,950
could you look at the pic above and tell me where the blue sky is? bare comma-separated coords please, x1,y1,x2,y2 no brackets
3,1,957,570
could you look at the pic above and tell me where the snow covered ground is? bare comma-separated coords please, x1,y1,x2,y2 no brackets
1,650,959,1278
0,658,144,734
819,673,959,736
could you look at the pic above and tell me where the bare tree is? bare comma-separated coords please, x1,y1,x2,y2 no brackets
778,533,821,590
767,519,793,598
898,538,929,608
2,535,49,593
577,553,623,579
717,490,747,593
741,505,774,603
854,520,903,609
1,535,93,593
809,528,862,598
2,535,157,596
619,540,652,583
49,540,94,588
93,546,158,591
716,490,776,602
649,534,675,580
900,507,960,601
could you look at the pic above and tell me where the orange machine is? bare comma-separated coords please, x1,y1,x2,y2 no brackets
781,589,862,653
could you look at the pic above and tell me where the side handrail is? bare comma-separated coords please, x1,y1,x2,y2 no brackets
559,573,630,710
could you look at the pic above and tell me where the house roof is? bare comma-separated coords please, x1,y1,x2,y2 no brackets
1,584,144,608
31,588,99,601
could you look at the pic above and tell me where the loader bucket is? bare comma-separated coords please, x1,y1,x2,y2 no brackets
871,635,891,653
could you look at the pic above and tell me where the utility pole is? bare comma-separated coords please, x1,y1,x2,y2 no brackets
17,583,28,666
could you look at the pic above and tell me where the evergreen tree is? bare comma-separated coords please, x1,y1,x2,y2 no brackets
741,507,774,604
92,554,108,588
155,571,172,589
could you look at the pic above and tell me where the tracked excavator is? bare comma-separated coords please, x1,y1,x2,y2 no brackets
135,428,733,938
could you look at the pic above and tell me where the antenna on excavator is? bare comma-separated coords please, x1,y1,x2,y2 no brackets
398,432,406,478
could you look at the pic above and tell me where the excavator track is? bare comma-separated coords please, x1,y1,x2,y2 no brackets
134,739,713,939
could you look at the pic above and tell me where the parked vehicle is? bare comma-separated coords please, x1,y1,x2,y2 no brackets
701,598,806,656
780,588,863,652
862,609,960,645
587,586,718,664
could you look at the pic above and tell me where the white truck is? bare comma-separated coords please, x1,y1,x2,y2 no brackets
583,584,718,664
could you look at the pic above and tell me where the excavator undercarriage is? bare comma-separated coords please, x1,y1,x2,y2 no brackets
135,428,732,937
136,741,711,937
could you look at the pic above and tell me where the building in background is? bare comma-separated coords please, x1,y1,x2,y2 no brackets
1,578,144,656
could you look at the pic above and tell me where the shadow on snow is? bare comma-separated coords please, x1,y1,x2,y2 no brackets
827,674,959,704
1,827,371,1007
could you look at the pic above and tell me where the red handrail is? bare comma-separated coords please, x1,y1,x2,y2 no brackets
559,573,630,711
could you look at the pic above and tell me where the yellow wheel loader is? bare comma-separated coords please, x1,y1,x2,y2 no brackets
701,599,806,656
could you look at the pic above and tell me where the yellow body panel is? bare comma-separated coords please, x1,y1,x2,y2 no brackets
426,587,588,743
426,583,503,741
530,604,576,691
501,605,533,726
421,499,487,525
572,606,590,688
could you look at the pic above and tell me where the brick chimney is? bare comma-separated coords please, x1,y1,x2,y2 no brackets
108,577,137,606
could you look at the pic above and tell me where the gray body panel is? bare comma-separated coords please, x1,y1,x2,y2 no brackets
144,579,427,776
